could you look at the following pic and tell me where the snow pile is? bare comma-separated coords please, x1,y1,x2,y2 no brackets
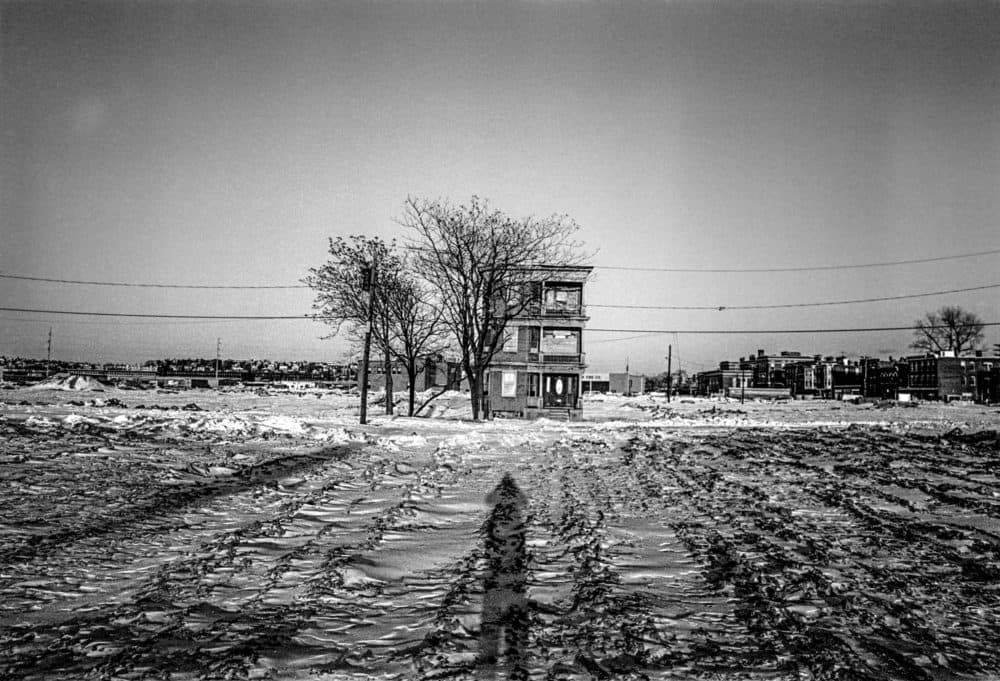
12,407,370,443
419,391,473,419
24,415,57,429
28,374,106,392
321,427,367,445
375,433,429,451
183,416,254,435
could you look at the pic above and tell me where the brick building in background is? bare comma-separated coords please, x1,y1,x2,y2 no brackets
693,360,751,396
904,351,999,401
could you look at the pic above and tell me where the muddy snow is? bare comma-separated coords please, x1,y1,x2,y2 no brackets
1,385,998,680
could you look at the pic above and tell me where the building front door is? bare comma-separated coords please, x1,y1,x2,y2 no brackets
543,374,577,408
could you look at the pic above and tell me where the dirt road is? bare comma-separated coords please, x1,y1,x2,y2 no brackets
2,414,999,680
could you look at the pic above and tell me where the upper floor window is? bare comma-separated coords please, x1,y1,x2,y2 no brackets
541,328,580,355
543,284,582,314
502,326,518,352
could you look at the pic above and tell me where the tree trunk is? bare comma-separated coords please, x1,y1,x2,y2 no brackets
384,343,393,415
469,373,481,421
472,368,490,421
407,367,417,416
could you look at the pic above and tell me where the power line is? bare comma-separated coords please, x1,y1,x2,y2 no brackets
593,248,1000,273
0,315,248,326
587,323,1000,335
0,307,313,320
0,273,307,289
590,283,1000,311
2,306,996,335
4,274,998,313
3,247,998,288
588,333,664,344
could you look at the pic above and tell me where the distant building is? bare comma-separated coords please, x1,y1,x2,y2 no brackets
693,360,751,396
788,356,862,399
860,357,905,399
749,349,807,388
365,355,464,392
487,265,593,419
582,372,645,394
905,351,999,401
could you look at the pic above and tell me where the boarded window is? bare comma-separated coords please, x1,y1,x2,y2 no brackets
541,328,580,354
502,326,518,352
501,371,517,397
544,285,581,312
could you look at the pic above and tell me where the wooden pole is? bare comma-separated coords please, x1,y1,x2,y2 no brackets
666,344,672,403
384,307,393,416
359,266,375,425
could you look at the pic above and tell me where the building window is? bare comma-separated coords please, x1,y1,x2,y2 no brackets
541,328,580,354
501,371,517,397
543,285,582,313
502,326,518,352
527,327,540,353
526,372,539,397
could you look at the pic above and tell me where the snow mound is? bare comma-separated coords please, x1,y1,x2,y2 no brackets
28,374,106,392
419,391,474,419
376,434,429,451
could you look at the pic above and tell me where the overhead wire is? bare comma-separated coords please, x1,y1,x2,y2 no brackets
592,247,1000,273
585,323,1000,335
0,315,249,326
588,283,1000,311
0,307,313,320
2,246,998,288
2,306,996,335
3,278,998,313
0,273,306,289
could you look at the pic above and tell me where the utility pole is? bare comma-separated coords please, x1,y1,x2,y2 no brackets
215,338,221,382
666,344,672,403
46,327,53,377
383,305,393,416
359,264,376,425
740,364,746,404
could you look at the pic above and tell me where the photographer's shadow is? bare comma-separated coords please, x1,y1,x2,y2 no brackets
478,473,529,678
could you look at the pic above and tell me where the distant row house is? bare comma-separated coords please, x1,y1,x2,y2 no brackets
901,352,999,402
693,348,1000,403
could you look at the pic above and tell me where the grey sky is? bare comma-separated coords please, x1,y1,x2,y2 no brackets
3,0,998,372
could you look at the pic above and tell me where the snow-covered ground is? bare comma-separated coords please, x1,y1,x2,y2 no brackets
2,381,999,680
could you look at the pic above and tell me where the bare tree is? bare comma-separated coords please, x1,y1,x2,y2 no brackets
910,305,985,355
382,270,449,416
304,235,400,405
400,196,587,420
306,236,449,417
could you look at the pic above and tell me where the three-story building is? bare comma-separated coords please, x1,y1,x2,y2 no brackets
487,265,592,419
